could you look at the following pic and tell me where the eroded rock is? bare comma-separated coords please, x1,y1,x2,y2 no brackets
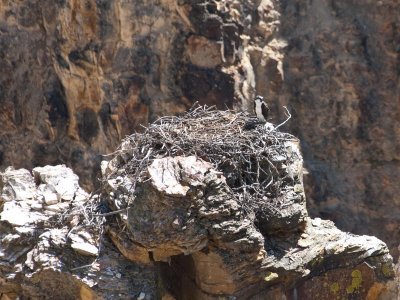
33,165,87,202
0,148,396,300
0,0,398,266
104,150,394,298
97,107,397,298
0,167,36,201
0,165,156,299
185,35,223,68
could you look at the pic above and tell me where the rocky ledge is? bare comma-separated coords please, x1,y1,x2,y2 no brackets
0,109,397,299
105,154,395,299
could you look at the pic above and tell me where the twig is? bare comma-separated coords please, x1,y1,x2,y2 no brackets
70,263,96,271
274,106,292,131
95,105,297,221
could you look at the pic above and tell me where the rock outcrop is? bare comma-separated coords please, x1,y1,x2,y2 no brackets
272,0,400,260
0,159,395,299
0,0,399,272
98,108,395,299
105,155,394,299
1,107,398,299
0,165,156,299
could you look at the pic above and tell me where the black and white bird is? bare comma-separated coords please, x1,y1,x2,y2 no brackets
254,95,270,123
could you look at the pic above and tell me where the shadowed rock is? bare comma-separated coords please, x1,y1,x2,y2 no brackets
101,108,395,299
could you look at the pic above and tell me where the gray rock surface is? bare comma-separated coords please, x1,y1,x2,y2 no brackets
104,148,394,298
0,167,36,202
0,165,156,299
0,152,395,299
0,0,398,261
0,0,399,297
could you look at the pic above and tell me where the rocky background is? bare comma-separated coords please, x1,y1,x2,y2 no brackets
0,0,399,262
0,161,395,298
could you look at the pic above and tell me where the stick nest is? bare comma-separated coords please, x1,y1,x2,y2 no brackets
105,105,299,214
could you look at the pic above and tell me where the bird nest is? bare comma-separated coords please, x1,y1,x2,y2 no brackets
103,105,298,214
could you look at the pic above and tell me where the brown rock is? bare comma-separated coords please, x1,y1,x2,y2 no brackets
293,263,392,300
105,144,394,298
185,35,223,68
0,0,399,295
252,0,400,258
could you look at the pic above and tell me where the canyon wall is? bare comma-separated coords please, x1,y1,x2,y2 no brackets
0,0,399,258
276,0,400,258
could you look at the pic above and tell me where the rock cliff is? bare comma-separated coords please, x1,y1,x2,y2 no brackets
0,0,399,269
0,165,157,299
0,109,396,299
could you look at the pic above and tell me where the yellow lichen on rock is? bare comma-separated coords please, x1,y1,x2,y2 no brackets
330,282,340,294
346,269,363,293
264,272,279,282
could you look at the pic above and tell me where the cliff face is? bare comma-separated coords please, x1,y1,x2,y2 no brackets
275,0,400,259
0,0,190,188
0,160,395,298
0,0,399,259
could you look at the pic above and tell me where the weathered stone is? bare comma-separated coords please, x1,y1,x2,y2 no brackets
1,201,47,226
185,35,223,68
106,153,394,298
71,242,99,257
0,0,399,298
148,156,210,196
255,0,400,259
112,156,234,260
0,167,36,201
37,183,58,204
0,0,398,264
30,202,43,211
33,165,88,201
292,263,393,300
44,202,70,212
0,165,157,299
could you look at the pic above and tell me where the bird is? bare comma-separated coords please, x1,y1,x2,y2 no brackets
254,95,270,123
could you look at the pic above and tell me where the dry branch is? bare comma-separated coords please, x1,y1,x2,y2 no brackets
101,104,299,215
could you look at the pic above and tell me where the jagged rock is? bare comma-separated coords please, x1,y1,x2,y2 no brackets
32,165,87,202
0,148,396,300
39,184,59,205
0,166,157,299
0,0,398,263
109,155,264,265
185,35,223,68
104,148,395,298
0,0,398,297
0,167,36,202
1,200,48,227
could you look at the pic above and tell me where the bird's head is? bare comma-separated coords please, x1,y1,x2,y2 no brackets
254,95,264,103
